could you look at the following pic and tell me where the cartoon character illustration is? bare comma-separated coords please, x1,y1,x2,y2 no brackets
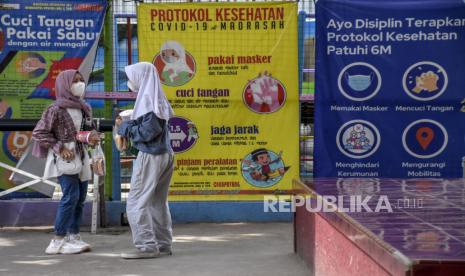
242,148,290,181
187,121,198,142
160,40,194,85
244,72,285,113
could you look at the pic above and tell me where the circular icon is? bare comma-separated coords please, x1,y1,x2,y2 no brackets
2,131,31,163
241,148,290,188
402,119,448,159
336,120,381,159
402,61,448,101
242,73,286,114
337,62,382,101
153,40,196,87
15,52,47,78
168,116,199,153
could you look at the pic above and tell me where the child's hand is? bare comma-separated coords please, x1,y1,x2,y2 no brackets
115,116,123,127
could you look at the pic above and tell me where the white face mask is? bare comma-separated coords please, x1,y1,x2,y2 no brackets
127,80,138,92
71,82,86,98
163,55,178,64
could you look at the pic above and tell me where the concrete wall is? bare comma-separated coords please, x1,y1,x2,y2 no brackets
0,200,292,227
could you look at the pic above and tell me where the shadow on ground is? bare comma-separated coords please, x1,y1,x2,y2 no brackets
0,223,309,276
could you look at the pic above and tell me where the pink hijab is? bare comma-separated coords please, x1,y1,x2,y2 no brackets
54,69,91,117
32,70,92,158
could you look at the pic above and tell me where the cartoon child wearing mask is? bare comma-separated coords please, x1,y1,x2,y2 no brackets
160,41,194,86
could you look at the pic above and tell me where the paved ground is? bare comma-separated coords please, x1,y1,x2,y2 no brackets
0,223,309,276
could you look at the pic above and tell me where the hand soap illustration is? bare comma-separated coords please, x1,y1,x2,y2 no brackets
243,71,286,114
412,71,439,93
403,61,447,101
346,72,374,91
21,57,46,73
15,52,47,78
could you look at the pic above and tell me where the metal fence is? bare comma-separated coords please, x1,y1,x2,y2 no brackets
0,0,315,200
106,0,316,198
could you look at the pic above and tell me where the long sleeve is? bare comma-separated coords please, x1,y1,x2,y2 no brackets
117,112,164,143
32,106,62,153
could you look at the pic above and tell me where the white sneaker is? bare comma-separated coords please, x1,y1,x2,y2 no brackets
45,238,82,254
121,249,160,259
67,234,91,252
59,241,83,254
45,239,65,254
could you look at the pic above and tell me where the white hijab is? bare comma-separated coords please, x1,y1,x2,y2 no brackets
161,40,194,74
125,62,174,121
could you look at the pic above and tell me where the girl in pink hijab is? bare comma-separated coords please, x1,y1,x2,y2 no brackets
33,69,100,255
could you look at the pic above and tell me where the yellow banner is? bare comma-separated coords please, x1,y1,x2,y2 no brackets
138,2,299,201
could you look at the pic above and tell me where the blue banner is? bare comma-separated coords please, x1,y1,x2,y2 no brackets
0,0,106,198
314,0,465,178
0,0,106,107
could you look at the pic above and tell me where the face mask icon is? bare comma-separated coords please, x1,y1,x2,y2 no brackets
345,72,373,91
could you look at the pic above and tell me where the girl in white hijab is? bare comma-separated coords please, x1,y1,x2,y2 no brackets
126,61,174,120
117,62,175,259
160,40,194,84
